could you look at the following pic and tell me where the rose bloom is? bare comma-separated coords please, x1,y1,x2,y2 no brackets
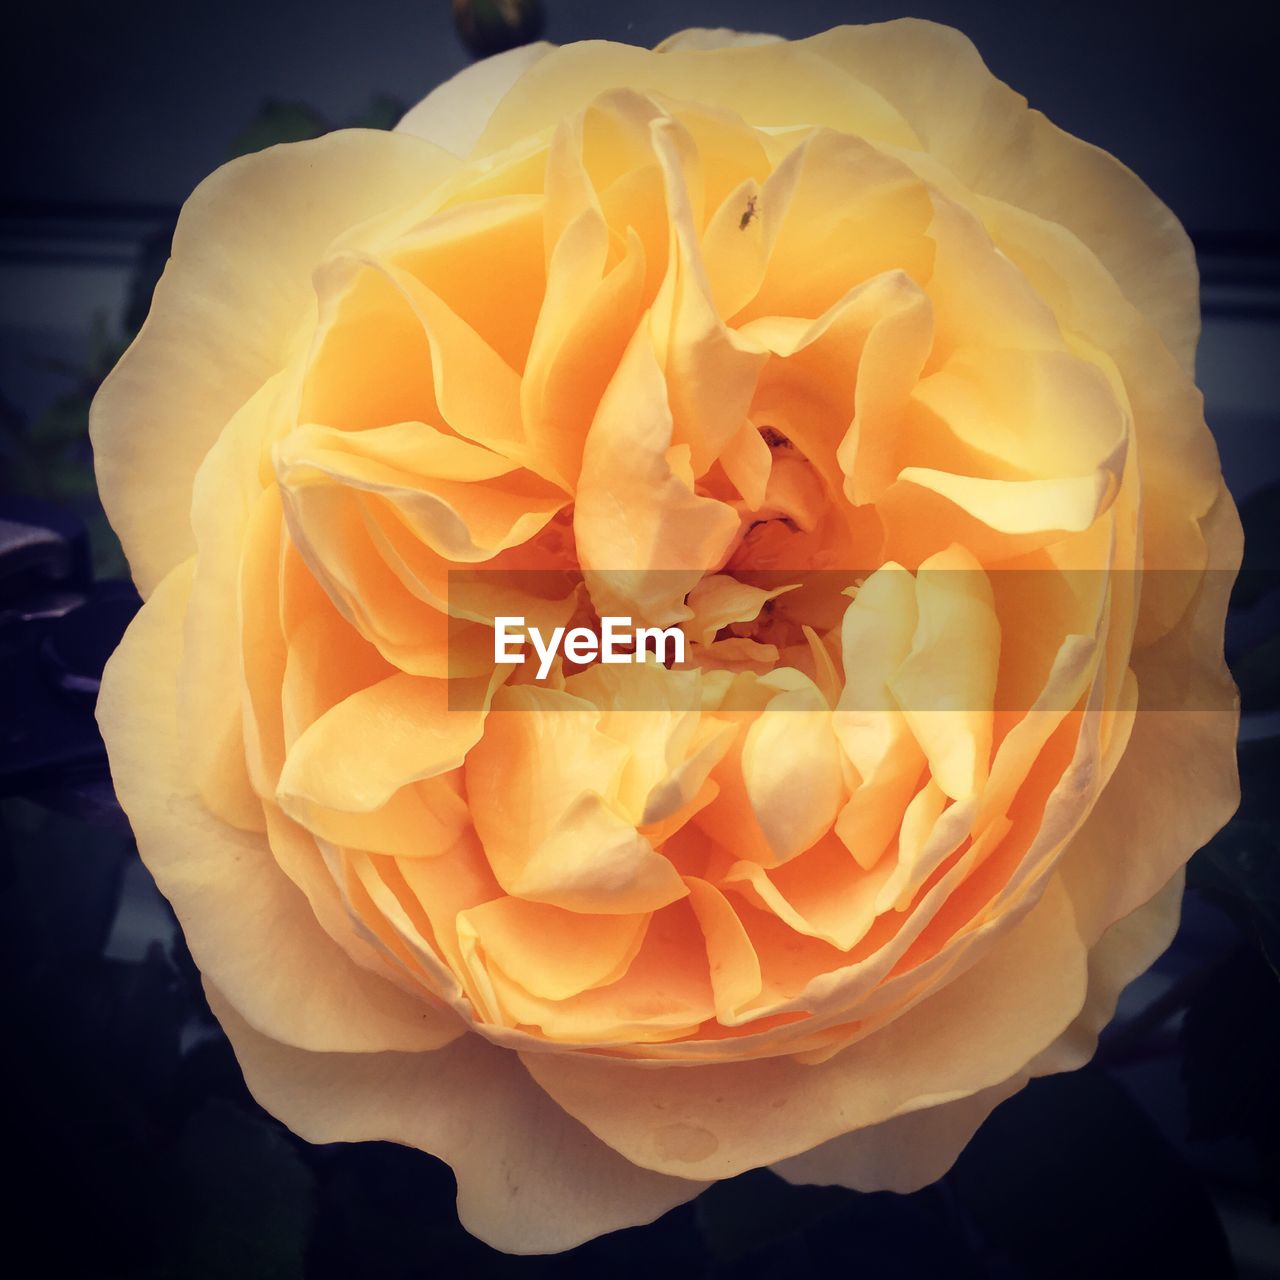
93,21,1239,1253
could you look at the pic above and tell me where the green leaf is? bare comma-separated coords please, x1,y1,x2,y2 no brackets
227,101,328,160
177,1101,316,1280
348,93,407,132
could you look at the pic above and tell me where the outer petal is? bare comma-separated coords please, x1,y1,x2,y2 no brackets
96,559,459,1053
91,130,459,596
396,42,555,156
1060,484,1240,942
801,20,1200,372
1037,870,1185,1075
520,876,1088,1180
771,871,1184,1192
207,986,707,1254
654,29,783,52
474,39,920,157
770,1077,1025,1193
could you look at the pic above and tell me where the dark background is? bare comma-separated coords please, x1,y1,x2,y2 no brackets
5,0,1280,236
2,2,1279,1276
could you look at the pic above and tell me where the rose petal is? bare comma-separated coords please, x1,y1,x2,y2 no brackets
396,42,557,157
771,1075,1025,1192
574,323,740,626
1060,485,1240,943
520,875,1086,1178
804,20,1200,372
772,866,1184,1192
90,131,458,595
207,985,707,1253
97,561,461,1053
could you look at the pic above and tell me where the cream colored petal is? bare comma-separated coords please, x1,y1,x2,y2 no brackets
1036,869,1185,1075
654,29,783,52
478,898,718,1045
207,986,707,1253
515,793,685,916
521,213,648,488
739,133,936,333
181,375,296,834
696,678,842,869
718,420,773,508
978,196,1222,646
685,575,797,646
91,130,458,596
890,545,999,801
771,1075,1025,1192
575,323,740,626
283,779,469,862
458,897,650,1001
396,42,556,156
520,875,1087,1178
685,876,763,1020
743,269,932,509
475,39,920,156
894,462,1119,538
802,20,1199,371
773,869,1185,1193
97,561,460,1053
834,563,927,870
646,113,769,473
338,254,531,464
278,480,473,678
724,833,893,953
277,673,492,813
739,687,844,865
466,684,689,915
1060,484,1240,945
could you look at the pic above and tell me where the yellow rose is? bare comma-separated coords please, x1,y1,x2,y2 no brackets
93,21,1239,1253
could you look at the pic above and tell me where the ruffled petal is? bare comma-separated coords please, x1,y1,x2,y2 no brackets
91,130,459,594
520,876,1086,1178
803,20,1200,371
397,43,556,157
97,561,461,1052
208,987,707,1253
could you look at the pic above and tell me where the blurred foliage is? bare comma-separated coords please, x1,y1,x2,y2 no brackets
0,316,129,579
